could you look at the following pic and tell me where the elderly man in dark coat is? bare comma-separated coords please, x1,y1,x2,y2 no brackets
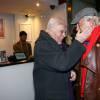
33,17,91,100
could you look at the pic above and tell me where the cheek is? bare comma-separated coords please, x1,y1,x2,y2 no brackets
80,23,88,31
59,34,65,40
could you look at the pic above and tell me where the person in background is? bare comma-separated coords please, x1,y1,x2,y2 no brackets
33,17,91,100
13,31,32,60
71,7,100,100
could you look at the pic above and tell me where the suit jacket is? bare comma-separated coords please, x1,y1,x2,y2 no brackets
33,31,85,100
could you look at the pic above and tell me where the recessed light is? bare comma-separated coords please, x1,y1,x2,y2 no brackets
36,3,40,7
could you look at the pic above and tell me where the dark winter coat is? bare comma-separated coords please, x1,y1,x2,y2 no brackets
33,31,85,100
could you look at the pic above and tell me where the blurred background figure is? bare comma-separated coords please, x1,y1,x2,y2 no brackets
13,31,32,60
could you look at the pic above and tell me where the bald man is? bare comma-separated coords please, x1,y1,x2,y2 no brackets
33,17,91,100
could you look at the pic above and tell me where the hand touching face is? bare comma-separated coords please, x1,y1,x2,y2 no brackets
75,17,94,43
70,70,76,81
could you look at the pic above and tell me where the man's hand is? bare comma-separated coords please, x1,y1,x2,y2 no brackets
70,70,76,81
75,27,93,43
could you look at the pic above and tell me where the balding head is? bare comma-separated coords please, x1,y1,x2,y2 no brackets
46,17,67,44
46,17,67,32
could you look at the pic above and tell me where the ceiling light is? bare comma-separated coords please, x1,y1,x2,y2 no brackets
36,3,40,7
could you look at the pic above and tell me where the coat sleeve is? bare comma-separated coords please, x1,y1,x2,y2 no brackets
35,40,85,72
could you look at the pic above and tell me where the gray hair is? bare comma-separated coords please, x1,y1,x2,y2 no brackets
83,15,99,25
46,17,67,31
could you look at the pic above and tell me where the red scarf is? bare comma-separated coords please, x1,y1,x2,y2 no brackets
80,25,100,98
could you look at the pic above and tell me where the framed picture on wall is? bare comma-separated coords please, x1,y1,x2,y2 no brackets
0,19,5,38
19,24,32,42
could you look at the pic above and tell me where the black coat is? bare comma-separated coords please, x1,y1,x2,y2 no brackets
33,31,85,100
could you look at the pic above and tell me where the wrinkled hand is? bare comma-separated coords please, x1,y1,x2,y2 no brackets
70,70,76,81
75,27,93,43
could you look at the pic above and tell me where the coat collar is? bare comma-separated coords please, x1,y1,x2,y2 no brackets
39,30,59,46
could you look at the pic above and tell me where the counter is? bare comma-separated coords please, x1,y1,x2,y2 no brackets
0,61,35,100
0,60,32,67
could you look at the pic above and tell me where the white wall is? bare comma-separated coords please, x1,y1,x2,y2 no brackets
0,14,15,56
49,3,67,21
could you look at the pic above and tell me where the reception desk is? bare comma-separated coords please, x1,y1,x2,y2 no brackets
0,62,34,100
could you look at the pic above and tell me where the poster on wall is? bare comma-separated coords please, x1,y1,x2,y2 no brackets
19,24,32,42
0,19,4,38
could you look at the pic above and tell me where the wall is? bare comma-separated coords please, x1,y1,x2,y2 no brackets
0,14,15,56
49,3,67,21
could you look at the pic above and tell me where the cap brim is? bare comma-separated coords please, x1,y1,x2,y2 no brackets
71,18,79,25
